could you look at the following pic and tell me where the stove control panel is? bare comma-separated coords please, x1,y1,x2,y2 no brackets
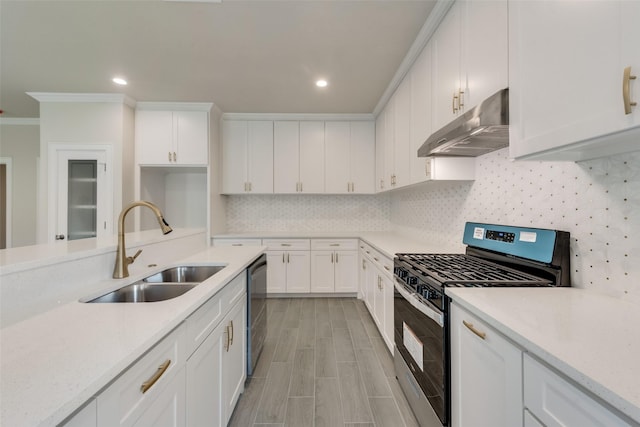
485,229,516,243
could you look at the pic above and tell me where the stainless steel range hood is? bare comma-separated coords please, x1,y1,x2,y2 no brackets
418,88,509,157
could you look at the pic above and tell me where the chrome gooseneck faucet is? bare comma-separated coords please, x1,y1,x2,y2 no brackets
113,201,173,279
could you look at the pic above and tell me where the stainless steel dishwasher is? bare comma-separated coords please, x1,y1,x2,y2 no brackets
247,254,267,376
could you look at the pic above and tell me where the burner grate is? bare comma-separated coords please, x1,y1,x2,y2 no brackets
398,253,551,287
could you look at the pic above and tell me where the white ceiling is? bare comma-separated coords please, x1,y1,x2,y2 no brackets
0,0,437,118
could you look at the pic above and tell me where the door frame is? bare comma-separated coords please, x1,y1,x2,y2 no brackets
47,144,113,243
0,157,12,248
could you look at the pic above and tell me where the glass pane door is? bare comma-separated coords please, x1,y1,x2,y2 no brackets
67,160,97,241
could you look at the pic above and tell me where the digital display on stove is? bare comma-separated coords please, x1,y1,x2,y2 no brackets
485,229,515,243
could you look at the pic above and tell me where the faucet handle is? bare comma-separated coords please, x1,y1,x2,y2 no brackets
127,249,143,265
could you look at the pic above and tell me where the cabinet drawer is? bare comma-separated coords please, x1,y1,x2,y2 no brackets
262,239,310,251
186,272,246,356
97,325,186,427
311,239,358,251
212,238,262,247
523,354,633,427
361,244,392,275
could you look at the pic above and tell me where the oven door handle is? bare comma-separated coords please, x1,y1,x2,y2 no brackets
394,279,444,327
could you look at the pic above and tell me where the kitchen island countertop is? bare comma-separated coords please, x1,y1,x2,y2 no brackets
0,245,265,427
447,287,640,424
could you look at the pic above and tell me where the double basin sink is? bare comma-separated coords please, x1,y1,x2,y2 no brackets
88,265,226,303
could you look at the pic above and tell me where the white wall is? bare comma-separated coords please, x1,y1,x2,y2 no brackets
390,148,640,304
0,122,40,247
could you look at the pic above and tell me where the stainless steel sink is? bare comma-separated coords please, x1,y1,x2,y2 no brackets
143,265,226,284
87,265,226,303
89,282,196,303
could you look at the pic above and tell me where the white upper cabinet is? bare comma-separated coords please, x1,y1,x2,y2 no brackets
393,76,412,189
410,40,433,185
274,121,325,193
325,121,351,193
136,109,209,166
299,121,326,193
222,120,273,194
325,121,375,194
509,0,640,161
375,113,387,192
431,0,508,132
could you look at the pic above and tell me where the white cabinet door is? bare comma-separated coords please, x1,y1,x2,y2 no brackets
274,121,299,194
431,0,461,132
311,251,335,292
222,296,247,425
509,0,640,161
350,122,375,193
136,110,174,165
222,120,249,194
266,251,287,293
174,111,208,165
186,322,223,427
334,251,358,292
383,102,395,189
461,0,508,111
410,40,432,185
372,273,385,329
299,121,325,193
450,303,523,427
247,121,273,193
325,121,351,194
523,354,633,427
222,121,273,193
375,113,387,192
393,76,412,189
381,272,394,352
286,251,311,293
132,369,186,427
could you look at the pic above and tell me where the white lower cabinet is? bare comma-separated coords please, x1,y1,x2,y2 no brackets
97,326,187,427
91,272,247,427
450,302,523,427
523,354,634,427
310,239,358,293
359,243,394,352
264,239,311,293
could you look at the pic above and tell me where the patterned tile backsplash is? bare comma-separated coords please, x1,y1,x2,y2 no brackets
227,194,391,232
227,147,640,303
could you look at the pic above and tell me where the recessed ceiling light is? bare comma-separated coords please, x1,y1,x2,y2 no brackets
112,77,127,86
316,79,328,88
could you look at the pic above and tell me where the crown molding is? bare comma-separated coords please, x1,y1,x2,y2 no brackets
26,92,137,108
136,102,215,112
222,112,374,121
372,0,454,117
0,117,40,126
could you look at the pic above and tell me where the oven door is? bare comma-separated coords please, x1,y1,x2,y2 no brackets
394,279,448,426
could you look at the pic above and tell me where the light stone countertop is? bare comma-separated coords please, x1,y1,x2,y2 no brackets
447,287,640,424
213,231,464,259
0,245,265,427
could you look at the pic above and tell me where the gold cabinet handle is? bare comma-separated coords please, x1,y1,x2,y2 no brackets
230,320,234,345
287,253,290,263
140,359,171,394
374,257,379,262
173,152,177,162
330,243,340,247
331,253,334,263
453,92,458,113
336,253,339,263
623,66,637,115
463,320,486,340
281,243,292,247
168,152,172,162
282,253,285,263
384,265,390,271
362,260,366,270
225,325,230,352
232,243,243,246
458,88,465,110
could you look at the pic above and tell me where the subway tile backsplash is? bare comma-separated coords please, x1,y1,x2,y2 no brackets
226,147,640,303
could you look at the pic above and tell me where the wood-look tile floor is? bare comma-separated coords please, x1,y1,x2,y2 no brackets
229,298,420,427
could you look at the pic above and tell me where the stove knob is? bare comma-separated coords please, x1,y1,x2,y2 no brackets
407,276,418,285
